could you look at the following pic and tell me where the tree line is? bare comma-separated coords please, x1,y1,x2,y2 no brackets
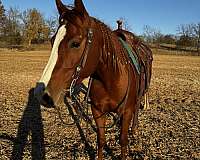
142,24,200,53
0,0,57,47
0,0,199,53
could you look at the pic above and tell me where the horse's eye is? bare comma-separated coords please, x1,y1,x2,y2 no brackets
70,41,80,48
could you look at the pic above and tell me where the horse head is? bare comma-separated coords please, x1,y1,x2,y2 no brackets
34,0,101,107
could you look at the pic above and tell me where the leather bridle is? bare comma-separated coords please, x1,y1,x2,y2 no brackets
69,28,93,98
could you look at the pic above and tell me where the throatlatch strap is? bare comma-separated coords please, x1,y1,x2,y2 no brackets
119,37,141,74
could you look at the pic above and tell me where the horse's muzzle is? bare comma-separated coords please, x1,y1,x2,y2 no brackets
34,82,55,108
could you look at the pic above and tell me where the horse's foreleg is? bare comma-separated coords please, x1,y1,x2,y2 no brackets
120,109,133,160
91,106,106,160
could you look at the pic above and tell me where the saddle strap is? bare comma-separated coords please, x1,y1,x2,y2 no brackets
118,37,141,74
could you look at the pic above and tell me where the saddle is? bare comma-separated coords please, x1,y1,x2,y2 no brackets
113,20,153,97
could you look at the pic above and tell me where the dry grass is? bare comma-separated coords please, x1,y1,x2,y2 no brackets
0,49,200,159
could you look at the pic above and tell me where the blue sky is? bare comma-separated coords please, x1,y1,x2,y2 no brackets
2,0,200,35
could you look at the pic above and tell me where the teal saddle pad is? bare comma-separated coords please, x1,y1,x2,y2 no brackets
119,38,141,74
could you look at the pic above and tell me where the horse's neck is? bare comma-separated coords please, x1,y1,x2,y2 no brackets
95,24,129,90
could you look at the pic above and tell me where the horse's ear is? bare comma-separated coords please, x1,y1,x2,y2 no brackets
74,0,89,18
56,0,68,15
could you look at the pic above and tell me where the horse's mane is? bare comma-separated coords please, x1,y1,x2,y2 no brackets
91,17,127,73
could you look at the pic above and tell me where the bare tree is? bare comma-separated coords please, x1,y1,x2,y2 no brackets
143,25,162,45
5,7,22,45
192,23,200,53
177,24,193,37
177,23,199,51
46,16,58,38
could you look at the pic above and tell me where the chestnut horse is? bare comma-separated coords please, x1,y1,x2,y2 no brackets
34,0,152,159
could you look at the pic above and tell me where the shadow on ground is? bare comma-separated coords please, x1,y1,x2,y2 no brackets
10,88,45,160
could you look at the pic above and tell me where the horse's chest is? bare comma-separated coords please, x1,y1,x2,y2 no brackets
90,79,127,113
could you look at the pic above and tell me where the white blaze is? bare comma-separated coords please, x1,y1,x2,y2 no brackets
39,25,66,86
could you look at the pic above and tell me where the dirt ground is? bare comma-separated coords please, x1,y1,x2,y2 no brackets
0,49,200,160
